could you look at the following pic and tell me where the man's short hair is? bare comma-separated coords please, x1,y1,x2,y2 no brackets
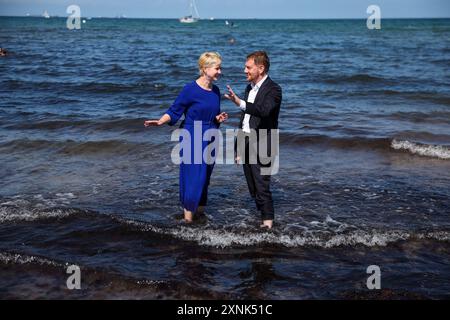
247,51,270,73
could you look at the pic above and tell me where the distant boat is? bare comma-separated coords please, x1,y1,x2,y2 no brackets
225,20,234,27
180,0,200,24
43,10,50,19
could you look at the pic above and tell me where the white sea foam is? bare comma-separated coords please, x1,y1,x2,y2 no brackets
391,139,450,160
0,205,78,222
0,194,83,222
417,231,450,242
0,252,61,267
121,219,450,248
55,192,77,199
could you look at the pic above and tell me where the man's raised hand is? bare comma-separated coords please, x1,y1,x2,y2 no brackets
224,85,241,106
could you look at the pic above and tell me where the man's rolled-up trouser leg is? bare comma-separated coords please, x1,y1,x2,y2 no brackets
243,135,274,219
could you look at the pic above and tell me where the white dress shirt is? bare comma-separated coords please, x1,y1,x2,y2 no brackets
239,74,268,133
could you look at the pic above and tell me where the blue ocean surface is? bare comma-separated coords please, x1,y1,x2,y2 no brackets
0,17,449,299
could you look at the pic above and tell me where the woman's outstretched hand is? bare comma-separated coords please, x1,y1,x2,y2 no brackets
215,112,229,124
144,114,171,127
144,120,163,127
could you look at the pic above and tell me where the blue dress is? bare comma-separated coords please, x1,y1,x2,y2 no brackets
165,81,221,212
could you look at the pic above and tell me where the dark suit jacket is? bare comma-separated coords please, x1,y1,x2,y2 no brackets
236,76,282,161
239,76,282,131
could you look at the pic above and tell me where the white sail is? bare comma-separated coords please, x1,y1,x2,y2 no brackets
180,0,200,23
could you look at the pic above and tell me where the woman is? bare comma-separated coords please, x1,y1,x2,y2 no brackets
144,52,228,223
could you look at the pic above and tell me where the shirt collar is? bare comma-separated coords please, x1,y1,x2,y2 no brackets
251,74,268,90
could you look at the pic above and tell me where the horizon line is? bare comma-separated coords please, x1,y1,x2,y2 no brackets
1,15,450,20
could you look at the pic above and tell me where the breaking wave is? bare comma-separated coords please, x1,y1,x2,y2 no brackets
0,252,62,267
391,139,450,160
121,218,450,249
2,199,449,249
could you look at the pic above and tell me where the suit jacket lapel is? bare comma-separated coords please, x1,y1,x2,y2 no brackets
240,84,252,125
252,76,272,106
244,84,251,100
239,78,271,127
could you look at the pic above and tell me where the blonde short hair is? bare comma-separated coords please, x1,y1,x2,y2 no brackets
198,52,222,76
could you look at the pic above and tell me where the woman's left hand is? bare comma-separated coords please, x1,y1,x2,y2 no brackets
144,120,163,127
216,112,228,123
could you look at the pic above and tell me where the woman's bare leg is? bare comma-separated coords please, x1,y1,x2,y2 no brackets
184,209,193,223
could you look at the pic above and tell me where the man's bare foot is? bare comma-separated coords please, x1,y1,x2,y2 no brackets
260,220,273,229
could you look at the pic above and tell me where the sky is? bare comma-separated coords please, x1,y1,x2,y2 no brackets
0,0,449,19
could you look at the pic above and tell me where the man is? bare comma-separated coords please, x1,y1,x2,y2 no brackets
225,51,282,229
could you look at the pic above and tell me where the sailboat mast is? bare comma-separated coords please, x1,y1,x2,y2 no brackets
192,0,200,19
180,0,199,23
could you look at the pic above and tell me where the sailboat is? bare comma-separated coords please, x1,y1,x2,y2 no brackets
43,10,50,18
179,0,200,23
